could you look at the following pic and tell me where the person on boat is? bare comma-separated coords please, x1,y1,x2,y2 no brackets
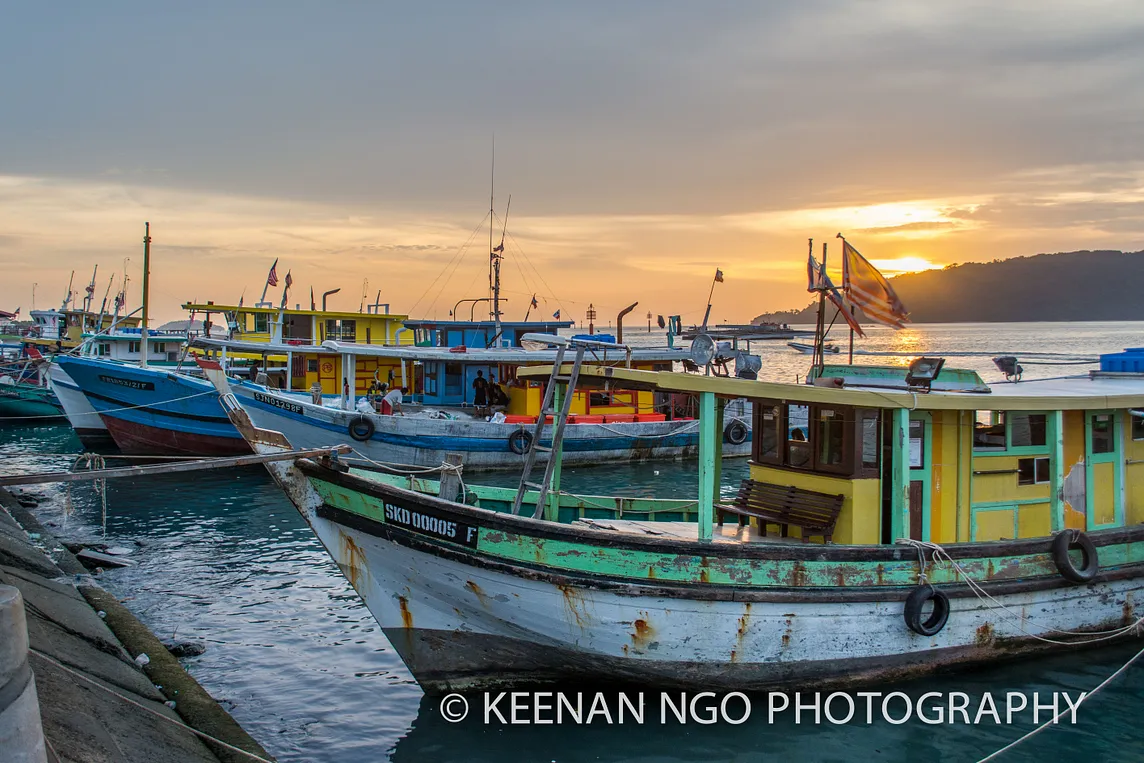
472,370,489,413
380,386,406,416
488,373,508,408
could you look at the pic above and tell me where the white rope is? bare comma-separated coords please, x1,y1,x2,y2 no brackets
595,419,702,439
976,641,1144,762
28,648,274,763
0,388,218,420
897,539,1144,645
348,448,472,503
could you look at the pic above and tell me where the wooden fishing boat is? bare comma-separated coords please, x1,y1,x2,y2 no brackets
0,380,65,420
190,334,750,470
788,341,839,354
203,346,1144,694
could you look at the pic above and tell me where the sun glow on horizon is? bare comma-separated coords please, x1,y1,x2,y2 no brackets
869,256,942,277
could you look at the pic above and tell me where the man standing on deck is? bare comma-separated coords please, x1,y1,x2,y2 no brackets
472,370,489,414
381,386,406,415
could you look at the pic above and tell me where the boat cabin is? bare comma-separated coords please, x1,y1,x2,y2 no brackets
78,328,191,366
552,358,1144,545
24,309,140,350
182,301,411,347
405,319,575,350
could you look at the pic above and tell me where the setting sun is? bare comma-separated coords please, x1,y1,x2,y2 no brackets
869,256,943,277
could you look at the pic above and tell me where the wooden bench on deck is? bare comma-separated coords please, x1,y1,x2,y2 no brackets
716,479,845,543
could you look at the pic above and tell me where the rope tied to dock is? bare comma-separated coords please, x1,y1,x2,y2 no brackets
27,647,275,763
63,453,108,535
896,538,1144,645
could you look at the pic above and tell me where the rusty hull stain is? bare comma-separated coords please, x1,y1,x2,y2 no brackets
397,595,413,629
465,580,492,609
557,584,590,630
338,530,369,592
630,612,656,653
975,622,994,645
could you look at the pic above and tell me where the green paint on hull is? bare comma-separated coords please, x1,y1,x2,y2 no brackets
309,477,1144,589
0,385,64,418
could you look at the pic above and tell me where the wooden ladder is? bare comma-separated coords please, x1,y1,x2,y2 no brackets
510,343,587,518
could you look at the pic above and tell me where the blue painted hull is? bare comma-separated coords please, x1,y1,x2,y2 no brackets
55,357,248,455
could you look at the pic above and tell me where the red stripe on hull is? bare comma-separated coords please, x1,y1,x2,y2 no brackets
102,417,251,457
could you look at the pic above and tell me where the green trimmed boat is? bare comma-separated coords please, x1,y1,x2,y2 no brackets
0,382,65,421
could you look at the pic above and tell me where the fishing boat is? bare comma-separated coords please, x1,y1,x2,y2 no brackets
788,341,838,354
0,378,65,420
190,332,751,469
206,345,1144,694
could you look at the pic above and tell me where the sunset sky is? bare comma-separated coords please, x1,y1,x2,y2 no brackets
2,2,1142,323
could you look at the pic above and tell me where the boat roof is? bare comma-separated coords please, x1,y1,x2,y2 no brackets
518,364,1144,411
182,302,408,321
191,337,687,363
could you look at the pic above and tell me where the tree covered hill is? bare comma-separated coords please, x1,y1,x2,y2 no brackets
753,250,1144,324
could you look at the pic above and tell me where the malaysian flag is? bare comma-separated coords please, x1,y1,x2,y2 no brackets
841,239,909,329
808,252,865,337
714,268,724,283
553,309,561,319
531,295,538,308
266,258,280,287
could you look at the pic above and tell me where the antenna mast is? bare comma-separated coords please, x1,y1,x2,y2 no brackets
488,137,504,344
83,265,98,312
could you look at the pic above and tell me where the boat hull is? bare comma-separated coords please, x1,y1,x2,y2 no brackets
296,465,1144,694
55,356,249,456
229,382,750,470
0,383,65,421
47,362,116,447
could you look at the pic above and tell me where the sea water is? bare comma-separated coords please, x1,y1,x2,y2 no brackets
2,322,1143,762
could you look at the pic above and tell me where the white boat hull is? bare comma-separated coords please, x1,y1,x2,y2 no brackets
48,362,114,446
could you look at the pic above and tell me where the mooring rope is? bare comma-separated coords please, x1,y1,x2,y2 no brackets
896,539,1144,645
0,388,218,420
976,641,1144,762
28,648,274,763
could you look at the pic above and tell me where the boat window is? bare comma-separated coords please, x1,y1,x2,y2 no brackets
755,403,782,463
787,404,811,468
1017,456,1051,485
254,313,269,333
1091,414,1114,454
1132,411,1144,441
973,411,1006,450
1010,413,1047,448
816,408,846,468
909,420,925,468
859,410,880,470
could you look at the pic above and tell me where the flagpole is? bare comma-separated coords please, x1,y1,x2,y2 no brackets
702,275,717,329
259,259,277,307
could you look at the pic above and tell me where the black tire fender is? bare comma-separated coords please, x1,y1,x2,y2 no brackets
1051,530,1099,584
724,419,748,445
348,415,375,442
903,584,950,636
508,429,533,455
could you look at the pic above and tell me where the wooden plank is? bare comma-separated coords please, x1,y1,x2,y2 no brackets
0,445,353,487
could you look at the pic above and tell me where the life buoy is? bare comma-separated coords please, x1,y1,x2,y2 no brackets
903,584,950,636
508,429,533,455
1051,530,1099,583
348,415,375,442
724,419,748,445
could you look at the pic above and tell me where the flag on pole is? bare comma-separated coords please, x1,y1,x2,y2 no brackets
310,287,316,311
808,252,865,337
284,270,293,290
280,271,293,308
714,268,724,283
492,243,504,253
841,239,909,329
266,259,279,287
531,295,538,309
553,309,561,319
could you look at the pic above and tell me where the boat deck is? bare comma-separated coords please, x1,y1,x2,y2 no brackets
571,518,800,544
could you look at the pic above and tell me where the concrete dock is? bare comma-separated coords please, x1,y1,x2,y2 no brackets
0,486,273,763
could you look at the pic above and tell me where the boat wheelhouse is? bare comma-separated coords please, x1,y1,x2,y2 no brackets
216,355,1144,694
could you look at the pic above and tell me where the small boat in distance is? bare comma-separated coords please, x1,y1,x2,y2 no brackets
788,341,839,354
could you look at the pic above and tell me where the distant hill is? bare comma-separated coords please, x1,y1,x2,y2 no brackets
753,250,1144,324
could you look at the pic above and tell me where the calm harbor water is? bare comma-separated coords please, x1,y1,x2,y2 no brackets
3,322,1144,762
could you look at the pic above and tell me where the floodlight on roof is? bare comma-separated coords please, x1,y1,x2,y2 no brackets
906,356,945,391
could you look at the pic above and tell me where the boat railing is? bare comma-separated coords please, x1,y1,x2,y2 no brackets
519,333,633,368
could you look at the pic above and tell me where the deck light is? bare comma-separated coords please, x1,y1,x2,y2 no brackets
906,356,945,390
992,356,1023,382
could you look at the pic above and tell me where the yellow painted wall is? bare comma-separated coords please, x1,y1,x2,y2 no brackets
1090,461,1116,526
929,410,962,544
975,510,1015,541
970,455,1053,504
1125,427,1144,525
747,464,880,545
1062,410,1087,530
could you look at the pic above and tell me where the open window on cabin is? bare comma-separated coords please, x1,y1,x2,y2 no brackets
752,399,880,478
1132,411,1144,440
974,411,1047,451
253,313,269,333
1017,457,1051,485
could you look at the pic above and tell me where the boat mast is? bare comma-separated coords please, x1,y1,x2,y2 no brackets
140,223,152,368
61,270,75,311
812,240,827,376
489,139,503,344
83,265,98,313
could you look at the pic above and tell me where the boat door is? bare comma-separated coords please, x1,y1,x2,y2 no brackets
908,413,932,541
1085,410,1123,529
318,355,337,394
